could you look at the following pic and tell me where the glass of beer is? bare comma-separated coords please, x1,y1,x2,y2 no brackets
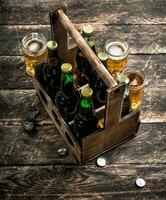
22,32,47,76
123,68,146,110
105,39,129,74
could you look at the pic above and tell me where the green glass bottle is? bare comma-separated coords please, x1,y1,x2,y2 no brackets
118,75,131,117
76,25,96,87
55,63,79,122
43,41,61,100
74,86,99,141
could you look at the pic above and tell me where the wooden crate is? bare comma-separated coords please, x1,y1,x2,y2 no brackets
33,5,140,164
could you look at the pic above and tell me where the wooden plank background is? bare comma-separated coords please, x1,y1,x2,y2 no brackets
0,0,165,199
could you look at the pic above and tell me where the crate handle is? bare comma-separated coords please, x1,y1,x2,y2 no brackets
57,9,117,88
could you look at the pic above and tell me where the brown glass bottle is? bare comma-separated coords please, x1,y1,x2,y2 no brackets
55,63,79,122
74,86,99,141
91,52,108,108
118,75,131,117
42,41,61,101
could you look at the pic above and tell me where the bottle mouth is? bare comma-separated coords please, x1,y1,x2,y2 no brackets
22,32,47,56
105,39,129,60
97,52,108,62
118,75,129,84
82,24,94,36
81,86,93,98
61,63,72,73
47,41,58,50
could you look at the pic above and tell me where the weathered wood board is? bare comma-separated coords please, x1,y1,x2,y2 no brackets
0,0,165,198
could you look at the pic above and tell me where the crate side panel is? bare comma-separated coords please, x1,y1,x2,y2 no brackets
82,110,140,161
33,78,82,162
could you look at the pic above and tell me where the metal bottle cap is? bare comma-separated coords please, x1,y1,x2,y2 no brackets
57,147,67,157
82,24,93,36
23,121,35,132
118,75,129,84
96,156,107,167
47,41,58,50
81,86,93,98
136,178,146,187
61,63,72,73
97,52,108,62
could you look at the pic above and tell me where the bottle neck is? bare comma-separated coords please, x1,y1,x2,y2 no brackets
60,71,74,97
82,33,96,53
101,60,107,68
79,97,95,119
47,48,59,67
124,84,129,98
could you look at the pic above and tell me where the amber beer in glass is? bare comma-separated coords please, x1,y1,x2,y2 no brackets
105,40,129,74
123,68,145,110
22,33,47,76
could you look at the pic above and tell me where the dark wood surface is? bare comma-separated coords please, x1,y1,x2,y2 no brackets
0,0,165,199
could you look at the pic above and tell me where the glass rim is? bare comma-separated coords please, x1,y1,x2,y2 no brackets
123,67,146,90
105,39,129,58
22,32,47,56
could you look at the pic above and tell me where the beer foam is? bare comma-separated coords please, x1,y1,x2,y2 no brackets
106,41,128,60
29,42,40,53
129,79,138,86
108,45,123,56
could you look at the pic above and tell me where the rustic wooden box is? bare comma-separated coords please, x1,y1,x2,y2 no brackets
33,6,140,164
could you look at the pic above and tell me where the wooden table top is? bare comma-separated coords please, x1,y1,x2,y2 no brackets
0,0,165,199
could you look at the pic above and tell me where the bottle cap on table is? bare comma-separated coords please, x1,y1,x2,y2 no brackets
47,41,58,50
61,63,72,73
23,121,35,133
135,178,146,188
96,156,107,167
57,147,67,157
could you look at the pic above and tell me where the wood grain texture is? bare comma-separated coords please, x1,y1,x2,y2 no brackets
0,24,165,56
0,164,165,199
0,0,166,25
0,55,165,89
0,87,165,123
0,0,165,197
0,123,165,166
0,125,76,166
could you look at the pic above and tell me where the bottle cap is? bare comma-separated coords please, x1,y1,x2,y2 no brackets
57,147,67,157
47,41,58,50
61,63,72,73
118,75,129,84
97,52,108,62
81,86,93,98
96,156,107,167
23,121,35,133
82,24,93,36
135,178,146,188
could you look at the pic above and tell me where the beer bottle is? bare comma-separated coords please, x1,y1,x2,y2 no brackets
90,52,108,108
43,41,61,100
55,63,79,122
74,86,99,140
82,25,97,79
76,25,96,87
118,75,131,117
